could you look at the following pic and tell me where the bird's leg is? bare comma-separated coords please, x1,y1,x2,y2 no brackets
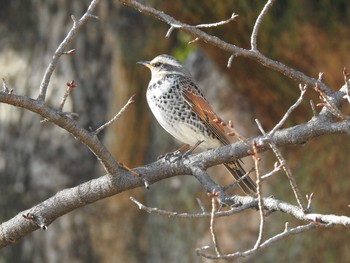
157,144,190,161
171,140,204,162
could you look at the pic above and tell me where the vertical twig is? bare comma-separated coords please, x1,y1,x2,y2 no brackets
210,195,221,256
37,0,100,102
59,80,77,111
251,0,277,50
255,119,305,210
252,141,265,249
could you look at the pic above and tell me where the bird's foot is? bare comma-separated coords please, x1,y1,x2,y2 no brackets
157,150,183,162
158,141,204,163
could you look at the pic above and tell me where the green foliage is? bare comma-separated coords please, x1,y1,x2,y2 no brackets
170,31,197,61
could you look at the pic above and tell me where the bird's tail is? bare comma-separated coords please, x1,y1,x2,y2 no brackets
223,161,256,195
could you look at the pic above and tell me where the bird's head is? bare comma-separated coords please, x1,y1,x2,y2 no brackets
137,54,191,78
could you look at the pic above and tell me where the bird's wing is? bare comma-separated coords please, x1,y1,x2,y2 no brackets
180,77,256,195
179,78,230,146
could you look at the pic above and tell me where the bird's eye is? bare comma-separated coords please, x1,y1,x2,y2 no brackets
154,62,162,67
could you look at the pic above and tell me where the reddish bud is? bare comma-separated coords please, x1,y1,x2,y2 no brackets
227,131,235,137
247,149,254,155
66,80,77,89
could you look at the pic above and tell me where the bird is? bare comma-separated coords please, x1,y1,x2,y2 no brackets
137,54,256,195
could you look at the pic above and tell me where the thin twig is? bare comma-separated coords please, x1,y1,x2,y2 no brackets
165,26,174,38
210,195,221,256
314,83,349,120
227,54,235,68
93,94,135,135
2,78,9,93
256,119,305,210
310,100,317,117
251,0,277,50
305,192,314,212
222,167,255,191
252,141,265,249
188,37,199,44
166,12,237,38
261,162,284,180
37,0,100,102
195,12,238,28
226,119,251,146
196,198,207,213
197,223,323,260
269,84,307,136
59,80,77,111
129,196,254,219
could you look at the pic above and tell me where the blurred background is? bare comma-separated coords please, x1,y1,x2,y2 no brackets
0,0,349,262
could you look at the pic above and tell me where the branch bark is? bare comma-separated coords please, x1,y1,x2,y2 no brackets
1,87,350,247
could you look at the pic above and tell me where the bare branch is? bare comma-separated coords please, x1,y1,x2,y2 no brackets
129,196,255,219
0,154,348,249
269,84,307,136
59,80,77,111
119,0,333,94
195,12,238,29
165,12,238,38
0,92,120,175
227,54,235,68
93,94,135,135
314,83,349,120
197,223,325,260
255,119,305,210
222,168,255,191
209,195,222,256
196,198,207,213
310,99,317,116
252,141,265,250
226,119,251,146
251,0,277,50
37,0,100,102
261,162,283,180
306,192,314,211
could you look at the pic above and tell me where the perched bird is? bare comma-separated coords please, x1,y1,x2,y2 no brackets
138,54,256,195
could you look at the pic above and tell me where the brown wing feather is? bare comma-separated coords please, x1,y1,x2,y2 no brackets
180,79,230,146
180,78,257,195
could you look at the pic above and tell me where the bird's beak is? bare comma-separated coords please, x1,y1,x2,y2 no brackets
136,60,151,68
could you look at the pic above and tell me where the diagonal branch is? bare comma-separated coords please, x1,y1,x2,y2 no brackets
0,92,120,175
119,0,332,94
93,94,135,135
269,84,308,136
37,0,100,102
0,100,349,247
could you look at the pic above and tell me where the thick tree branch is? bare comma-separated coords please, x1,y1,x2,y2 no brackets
1,87,350,247
0,92,120,175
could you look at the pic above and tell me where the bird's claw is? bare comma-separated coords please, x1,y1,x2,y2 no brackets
158,150,188,163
